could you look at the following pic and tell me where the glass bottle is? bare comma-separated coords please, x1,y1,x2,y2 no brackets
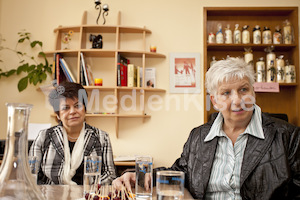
0,103,45,200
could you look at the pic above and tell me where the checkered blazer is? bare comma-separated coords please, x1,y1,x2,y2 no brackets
29,122,116,185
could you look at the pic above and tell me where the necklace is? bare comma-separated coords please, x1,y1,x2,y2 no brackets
67,134,79,140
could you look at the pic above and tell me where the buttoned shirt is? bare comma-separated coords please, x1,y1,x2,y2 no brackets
204,104,265,200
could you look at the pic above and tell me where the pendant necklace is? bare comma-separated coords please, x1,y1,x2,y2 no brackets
68,134,78,140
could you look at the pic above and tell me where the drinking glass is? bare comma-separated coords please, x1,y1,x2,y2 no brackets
135,156,153,199
83,155,102,196
156,171,185,200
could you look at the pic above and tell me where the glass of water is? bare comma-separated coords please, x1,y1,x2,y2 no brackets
83,155,102,197
156,171,185,200
135,156,153,199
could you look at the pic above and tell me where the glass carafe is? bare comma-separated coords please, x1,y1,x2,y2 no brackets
0,103,45,200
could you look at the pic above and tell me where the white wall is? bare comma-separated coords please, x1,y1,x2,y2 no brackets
0,0,299,168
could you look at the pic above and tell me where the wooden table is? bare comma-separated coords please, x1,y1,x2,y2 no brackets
39,185,195,200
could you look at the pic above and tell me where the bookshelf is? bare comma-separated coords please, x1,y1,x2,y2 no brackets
44,11,166,137
203,7,299,125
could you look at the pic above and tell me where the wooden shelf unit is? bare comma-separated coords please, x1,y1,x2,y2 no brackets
45,11,166,137
203,7,299,125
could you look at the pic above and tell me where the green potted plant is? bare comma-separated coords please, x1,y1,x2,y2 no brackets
0,30,52,92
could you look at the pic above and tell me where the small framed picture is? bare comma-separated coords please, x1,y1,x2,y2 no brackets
169,52,201,93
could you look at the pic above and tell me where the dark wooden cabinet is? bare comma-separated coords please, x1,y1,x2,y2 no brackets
203,7,299,125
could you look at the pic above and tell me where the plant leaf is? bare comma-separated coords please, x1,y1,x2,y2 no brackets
31,41,42,48
18,76,28,92
18,38,25,43
7,69,16,76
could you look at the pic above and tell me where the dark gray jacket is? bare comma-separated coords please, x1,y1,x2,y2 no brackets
168,113,300,200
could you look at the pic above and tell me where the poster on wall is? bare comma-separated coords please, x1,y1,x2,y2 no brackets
169,52,201,93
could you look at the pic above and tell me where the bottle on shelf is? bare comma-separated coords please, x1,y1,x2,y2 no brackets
253,25,261,44
285,59,296,83
233,24,241,44
276,55,285,83
283,19,293,44
225,24,233,44
208,32,216,44
273,25,282,44
265,46,276,82
216,23,224,44
262,27,272,44
244,47,253,66
242,25,250,44
256,57,266,82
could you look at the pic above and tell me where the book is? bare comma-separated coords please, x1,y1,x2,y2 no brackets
53,53,57,83
80,52,89,86
86,64,95,86
120,55,129,86
127,64,137,87
117,54,121,86
59,58,72,82
144,68,156,88
56,53,67,84
60,58,76,82
137,66,143,87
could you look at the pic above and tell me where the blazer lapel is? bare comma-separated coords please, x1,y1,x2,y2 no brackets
240,125,276,186
48,125,65,160
200,126,218,193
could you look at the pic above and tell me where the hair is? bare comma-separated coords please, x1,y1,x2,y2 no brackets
48,82,88,116
205,57,255,95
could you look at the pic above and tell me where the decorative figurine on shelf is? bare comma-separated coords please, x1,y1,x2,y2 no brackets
273,25,282,44
61,30,74,49
233,24,241,44
90,34,103,49
94,0,109,25
216,23,224,44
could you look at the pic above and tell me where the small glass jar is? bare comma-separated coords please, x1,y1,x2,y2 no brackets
242,25,250,44
253,25,261,44
262,27,272,44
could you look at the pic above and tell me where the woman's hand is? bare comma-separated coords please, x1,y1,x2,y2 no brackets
112,172,136,192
